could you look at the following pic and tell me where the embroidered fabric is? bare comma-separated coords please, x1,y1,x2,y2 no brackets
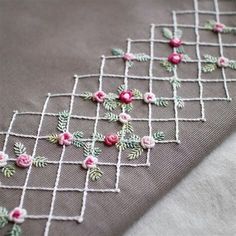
0,0,236,235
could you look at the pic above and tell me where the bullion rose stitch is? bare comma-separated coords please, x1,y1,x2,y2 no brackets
8,207,27,224
0,206,26,235
93,91,106,103
104,134,119,146
82,156,98,169
16,154,32,168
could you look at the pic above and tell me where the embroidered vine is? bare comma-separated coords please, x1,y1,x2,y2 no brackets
202,55,236,73
0,206,27,236
1,143,47,178
204,20,236,34
111,48,150,68
160,28,191,72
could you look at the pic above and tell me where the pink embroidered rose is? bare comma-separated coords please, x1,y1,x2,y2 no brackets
168,52,183,65
8,207,27,224
119,113,131,123
143,92,156,103
217,56,229,67
123,53,135,61
16,154,32,168
93,91,106,103
58,132,73,146
104,134,119,146
213,22,225,33
82,155,98,169
140,136,155,149
119,90,134,104
169,38,182,48
0,151,8,167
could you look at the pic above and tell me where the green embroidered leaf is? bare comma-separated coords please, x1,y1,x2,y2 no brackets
6,224,22,236
162,28,173,39
73,140,84,148
92,147,102,157
81,92,93,100
176,96,185,109
116,141,128,151
182,54,191,62
203,54,218,63
134,53,150,62
128,145,143,160
107,93,117,100
129,134,141,142
204,20,215,29
122,103,133,112
123,122,134,134
154,97,169,107
105,112,119,122
175,29,183,38
14,142,26,156
116,129,124,138
202,63,217,73
57,111,69,132
89,167,103,181
127,61,134,68
93,132,105,141
132,88,143,99
117,84,126,93
48,134,58,144
153,131,165,141
73,131,84,139
160,60,175,72
2,165,15,178
0,207,8,229
83,143,92,157
176,46,185,54
111,48,124,56
170,77,181,88
103,99,118,111
228,61,236,70
33,156,48,168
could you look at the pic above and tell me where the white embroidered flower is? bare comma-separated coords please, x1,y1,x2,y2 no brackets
143,92,156,103
217,56,229,67
82,155,98,169
0,151,8,167
140,136,155,149
8,207,27,224
119,113,131,123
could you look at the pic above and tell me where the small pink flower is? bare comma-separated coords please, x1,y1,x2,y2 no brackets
168,52,183,65
16,154,32,168
0,151,8,167
119,113,131,123
140,136,155,149
58,132,73,146
213,22,225,33
123,53,135,61
217,56,229,67
119,90,134,104
93,91,106,103
169,38,182,48
8,207,27,224
82,155,98,169
104,134,119,146
143,92,156,103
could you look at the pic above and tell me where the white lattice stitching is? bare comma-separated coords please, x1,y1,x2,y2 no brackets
0,1,236,235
